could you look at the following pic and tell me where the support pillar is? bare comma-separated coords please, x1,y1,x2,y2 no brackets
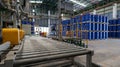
93,10,97,15
113,3,117,19
48,10,51,36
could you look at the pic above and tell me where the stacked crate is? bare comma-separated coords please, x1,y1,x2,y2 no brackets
108,19,120,38
80,13,108,40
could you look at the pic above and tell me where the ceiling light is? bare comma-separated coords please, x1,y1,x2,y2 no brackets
32,9,35,12
61,14,64,16
73,9,76,12
29,1,42,3
70,0,86,7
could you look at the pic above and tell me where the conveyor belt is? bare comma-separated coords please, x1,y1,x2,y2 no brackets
14,36,94,67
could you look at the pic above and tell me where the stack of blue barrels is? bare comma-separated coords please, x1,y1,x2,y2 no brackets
108,19,120,38
61,13,108,40
80,13,108,40
22,21,34,34
62,20,70,36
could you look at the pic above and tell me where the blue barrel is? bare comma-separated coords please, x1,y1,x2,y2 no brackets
86,13,91,21
109,20,112,25
68,20,70,24
105,32,108,39
108,32,111,38
31,32,34,34
111,32,113,38
108,26,111,31
82,14,86,22
99,32,102,39
91,15,94,22
62,31,66,36
112,32,115,38
78,24,81,30
73,24,76,30
113,26,116,31
31,22,34,25
99,15,102,22
111,26,113,31
99,24,102,31
105,17,108,23
91,23,95,31
88,32,91,40
117,26,120,31
62,20,65,25
112,20,117,25
102,24,104,31
95,23,97,30
102,16,104,22
94,15,98,22
97,32,99,39
116,32,118,38
67,26,70,31
76,15,81,22
22,21,27,24
84,23,89,30
105,24,107,31
82,32,87,39
91,32,94,40
31,27,34,30
117,19,120,24
118,32,120,38
95,32,97,39
73,18,77,23
102,32,105,39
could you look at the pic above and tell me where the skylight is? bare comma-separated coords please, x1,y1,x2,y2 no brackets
70,0,86,7
29,1,43,3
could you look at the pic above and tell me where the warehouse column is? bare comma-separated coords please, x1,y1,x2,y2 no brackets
48,10,51,36
93,10,97,15
58,0,62,40
0,12,3,28
113,3,117,19
16,0,20,28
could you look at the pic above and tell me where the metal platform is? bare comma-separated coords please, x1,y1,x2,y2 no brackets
3,36,94,67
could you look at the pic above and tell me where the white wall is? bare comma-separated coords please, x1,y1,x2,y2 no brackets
34,26,49,36
34,26,41,35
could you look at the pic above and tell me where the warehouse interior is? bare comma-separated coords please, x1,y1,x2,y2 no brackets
0,0,120,67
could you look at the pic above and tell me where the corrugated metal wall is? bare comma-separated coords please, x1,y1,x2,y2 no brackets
95,3,120,20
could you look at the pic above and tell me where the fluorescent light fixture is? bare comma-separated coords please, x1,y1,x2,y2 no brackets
70,0,86,7
61,14,64,16
29,1,42,3
73,9,76,12
32,9,35,12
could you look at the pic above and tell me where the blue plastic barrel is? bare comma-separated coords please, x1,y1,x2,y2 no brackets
95,32,97,39
94,15,98,22
99,15,102,22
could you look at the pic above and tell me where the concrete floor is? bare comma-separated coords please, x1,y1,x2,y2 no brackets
90,39,120,67
75,39,120,67
24,36,120,67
